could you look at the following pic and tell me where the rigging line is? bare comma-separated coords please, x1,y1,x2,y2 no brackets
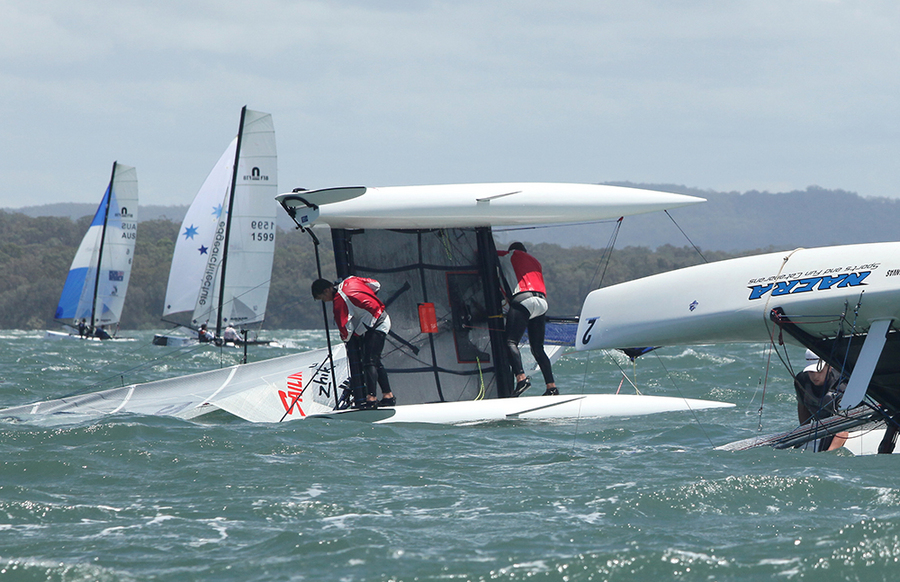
474,357,485,401
601,349,641,394
279,350,338,422
494,217,622,233
568,346,598,455
836,293,864,384
757,308,797,431
760,248,802,360
588,217,623,290
652,351,716,448
437,228,455,261
90,162,117,330
58,341,212,398
767,312,858,431
308,227,339,410
866,401,900,433
664,210,707,264
215,105,247,336
757,341,776,432
190,277,274,327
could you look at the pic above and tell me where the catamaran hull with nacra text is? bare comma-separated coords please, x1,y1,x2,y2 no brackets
575,242,900,453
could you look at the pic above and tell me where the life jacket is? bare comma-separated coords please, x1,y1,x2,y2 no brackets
794,368,845,420
497,250,546,296
333,276,385,341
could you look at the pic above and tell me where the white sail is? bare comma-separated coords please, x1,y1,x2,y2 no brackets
54,162,138,328
162,108,277,333
163,139,237,319
0,347,347,423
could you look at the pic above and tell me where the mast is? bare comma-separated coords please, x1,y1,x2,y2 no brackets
215,106,247,336
90,161,117,329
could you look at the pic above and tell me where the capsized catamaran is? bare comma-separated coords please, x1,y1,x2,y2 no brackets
270,182,734,424
45,162,138,341
153,107,278,348
574,243,900,453
4,182,734,425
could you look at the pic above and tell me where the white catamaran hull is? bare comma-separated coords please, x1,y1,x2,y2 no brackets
151,333,281,349
576,242,900,351
278,183,704,229
44,330,102,342
44,330,134,342
843,428,900,455
306,394,734,424
2,342,732,425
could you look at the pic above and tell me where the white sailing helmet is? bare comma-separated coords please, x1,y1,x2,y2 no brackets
803,349,823,373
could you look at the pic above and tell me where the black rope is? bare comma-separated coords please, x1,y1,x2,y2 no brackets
651,351,716,447
588,217,623,289
664,210,707,263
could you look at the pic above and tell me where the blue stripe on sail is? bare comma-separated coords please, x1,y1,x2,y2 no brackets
90,185,111,227
55,267,91,320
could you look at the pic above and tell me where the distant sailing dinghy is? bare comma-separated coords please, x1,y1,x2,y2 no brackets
153,107,278,348
7,182,734,425
45,162,138,341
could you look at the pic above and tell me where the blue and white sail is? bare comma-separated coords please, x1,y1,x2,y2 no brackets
162,107,277,335
54,162,138,329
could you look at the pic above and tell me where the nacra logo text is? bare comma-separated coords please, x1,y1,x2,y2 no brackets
748,271,871,300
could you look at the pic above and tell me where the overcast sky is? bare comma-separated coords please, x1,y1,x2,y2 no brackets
2,0,899,209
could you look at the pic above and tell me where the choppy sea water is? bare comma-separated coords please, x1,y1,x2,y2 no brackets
1,330,899,581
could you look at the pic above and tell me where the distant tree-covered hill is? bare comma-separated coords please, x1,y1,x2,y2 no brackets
5,183,896,330
10,184,900,252
494,183,900,251
0,210,750,330
0,211,335,331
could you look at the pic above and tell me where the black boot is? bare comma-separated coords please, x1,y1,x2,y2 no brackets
513,377,531,397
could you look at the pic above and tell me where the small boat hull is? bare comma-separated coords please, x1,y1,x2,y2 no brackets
306,393,734,425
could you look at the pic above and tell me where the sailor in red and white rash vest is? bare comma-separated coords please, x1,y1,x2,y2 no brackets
497,242,557,397
311,277,395,409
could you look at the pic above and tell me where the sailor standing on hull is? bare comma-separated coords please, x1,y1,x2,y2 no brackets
312,277,395,409
497,242,557,397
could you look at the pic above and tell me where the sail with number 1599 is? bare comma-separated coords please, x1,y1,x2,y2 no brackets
159,107,277,341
